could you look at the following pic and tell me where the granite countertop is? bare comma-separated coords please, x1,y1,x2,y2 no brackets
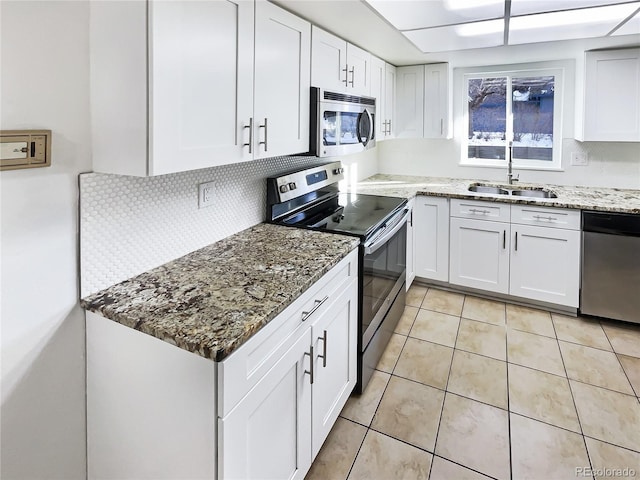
81,223,360,361
352,174,640,214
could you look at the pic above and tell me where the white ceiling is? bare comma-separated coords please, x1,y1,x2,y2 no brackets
273,0,640,65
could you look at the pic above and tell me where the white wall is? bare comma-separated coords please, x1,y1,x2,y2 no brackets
379,37,640,189
1,1,90,478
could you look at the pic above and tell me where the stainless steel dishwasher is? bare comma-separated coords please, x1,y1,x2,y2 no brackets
581,211,640,324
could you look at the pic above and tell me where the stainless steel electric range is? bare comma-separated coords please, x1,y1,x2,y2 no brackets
267,161,408,393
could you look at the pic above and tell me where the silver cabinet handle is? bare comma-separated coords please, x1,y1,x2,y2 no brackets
258,118,268,152
243,117,253,154
469,208,490,215
301,296,328,322
304,345,314,384
318,330,327,368
533,215,557,222
342,65,349,86
382,120,388,135
349,67,355,87
387,119,391,135
515,231,518,251
440,118,444,135
503,230,506,249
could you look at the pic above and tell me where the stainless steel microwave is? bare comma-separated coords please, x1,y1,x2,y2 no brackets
310,87,376,157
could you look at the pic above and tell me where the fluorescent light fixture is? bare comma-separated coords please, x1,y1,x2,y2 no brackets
509,3,639,43
457,19,504,36
511,0,638,16
366,0,503,30
403,20,504,52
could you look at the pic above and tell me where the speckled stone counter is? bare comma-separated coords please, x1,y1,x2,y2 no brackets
351,174,640,214
81,223,360,361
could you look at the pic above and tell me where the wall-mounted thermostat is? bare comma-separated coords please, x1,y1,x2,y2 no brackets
0,130,52,171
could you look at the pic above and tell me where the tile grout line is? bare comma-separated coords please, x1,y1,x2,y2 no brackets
427,293,467,480
600,321,640,398
553,317,597,480
504,302,514,480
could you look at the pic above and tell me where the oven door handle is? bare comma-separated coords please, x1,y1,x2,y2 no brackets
364,209,408,255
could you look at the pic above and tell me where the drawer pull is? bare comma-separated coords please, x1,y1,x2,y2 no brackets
469,208,490,215
304,346,314,385
515,231,518,251
301,296,329,322
318,330,328,368
533,215,557,222
503,230,506,249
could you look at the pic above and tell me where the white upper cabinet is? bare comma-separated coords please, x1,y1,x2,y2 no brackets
370,57,396,140
254,1,311,159
90,0,310,177
396,65,425,138
578,48,640,142
396,63,450,139
311,27,371,96
423,63,451,138
384,63,397,138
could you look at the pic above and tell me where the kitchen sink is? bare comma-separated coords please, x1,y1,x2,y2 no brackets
510,189,557,199
468,183,557,199
468,185,510,195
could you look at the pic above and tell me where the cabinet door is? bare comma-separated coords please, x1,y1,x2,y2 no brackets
254,1,311,159
583,49,640,142
385,63,397,138
424,63,450,139
311,26,347,92
347,44,371,96
396,65,424,138
311,280,358,458
219,328,313,480
510,225,580,307
450,217,510,294
415,196,449,282
370,56,386,139
150,0,254,175
406,199,416,289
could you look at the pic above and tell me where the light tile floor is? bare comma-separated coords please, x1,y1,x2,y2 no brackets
306,286,640,480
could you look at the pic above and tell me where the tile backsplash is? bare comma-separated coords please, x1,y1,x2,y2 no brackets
80,155,322,297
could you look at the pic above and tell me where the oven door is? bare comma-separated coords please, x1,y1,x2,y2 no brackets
317,102,375,157
362,210,407,348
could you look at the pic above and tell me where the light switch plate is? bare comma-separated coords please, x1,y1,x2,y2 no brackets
570,152,589,166
198,181,216,209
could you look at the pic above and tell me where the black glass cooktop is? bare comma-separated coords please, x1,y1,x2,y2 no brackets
283,193,407,239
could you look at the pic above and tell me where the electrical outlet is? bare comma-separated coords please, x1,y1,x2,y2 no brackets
570,152,589,166
198,181,216,209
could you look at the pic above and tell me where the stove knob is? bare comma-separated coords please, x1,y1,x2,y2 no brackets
333,168,344,175
288,182,297,190
279,184,289,193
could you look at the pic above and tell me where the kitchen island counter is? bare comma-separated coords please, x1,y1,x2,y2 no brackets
352,174,640,214
81,223,360,361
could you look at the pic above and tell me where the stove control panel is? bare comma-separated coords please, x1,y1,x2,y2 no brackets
268,161,345,204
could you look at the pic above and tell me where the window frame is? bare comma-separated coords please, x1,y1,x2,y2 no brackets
457,62,569,171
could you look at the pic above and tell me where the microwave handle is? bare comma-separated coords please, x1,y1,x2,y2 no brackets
356,109,374,147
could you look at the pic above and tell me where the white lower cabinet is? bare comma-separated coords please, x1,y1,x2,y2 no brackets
510,206,581,307
447,199,580,307
449,217,510,294
218,250,358,480
406,198,416,289
414,196,450,282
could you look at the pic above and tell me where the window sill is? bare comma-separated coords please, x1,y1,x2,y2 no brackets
458,162,564,172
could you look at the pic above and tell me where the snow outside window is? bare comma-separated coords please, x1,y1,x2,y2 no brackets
461,67,564,170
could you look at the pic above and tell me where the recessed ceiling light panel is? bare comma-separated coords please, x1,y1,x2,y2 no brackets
403,20,504,52
511,0,638,16
366,0,504,31
509,3,639,44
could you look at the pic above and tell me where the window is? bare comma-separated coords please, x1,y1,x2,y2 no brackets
460,65,564,170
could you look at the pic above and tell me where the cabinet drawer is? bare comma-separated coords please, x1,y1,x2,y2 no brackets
451,199,510,222
217,249,357,417
511,205,580,230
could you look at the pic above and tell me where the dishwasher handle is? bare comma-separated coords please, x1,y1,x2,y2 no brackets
582,211,640,237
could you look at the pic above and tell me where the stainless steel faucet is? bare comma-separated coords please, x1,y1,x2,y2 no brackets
507,141,519,185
